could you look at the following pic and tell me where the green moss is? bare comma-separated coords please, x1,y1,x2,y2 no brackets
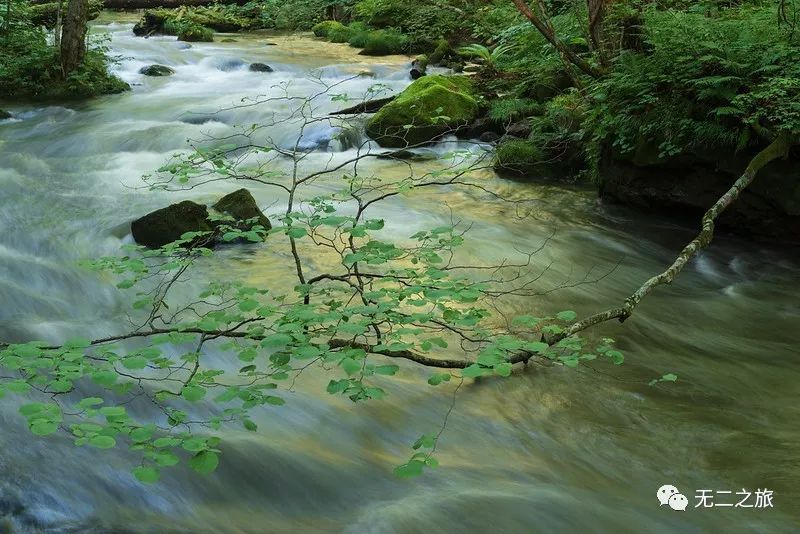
366,75,480,148
177,24,214,43
135,6,251,37
428,40,452,65
312,20,345,38
493,139,545,176
348,31,370,48
328,24,357,43
359,30,410,56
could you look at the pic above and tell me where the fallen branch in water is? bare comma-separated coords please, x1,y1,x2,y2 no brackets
553,133,796,342
330,96,396,115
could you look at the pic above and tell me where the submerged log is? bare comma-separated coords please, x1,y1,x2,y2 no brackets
330,96,396,116
102,0,248,8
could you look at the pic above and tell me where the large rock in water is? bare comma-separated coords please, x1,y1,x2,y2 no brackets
131,201,213,248
600,143,800,239
212,189,272,231
0,109,11,120
248,63,273,72
131,190,271,248
366,75,480,148
140,64,175,77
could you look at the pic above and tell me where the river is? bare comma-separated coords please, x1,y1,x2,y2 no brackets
0,15,798,533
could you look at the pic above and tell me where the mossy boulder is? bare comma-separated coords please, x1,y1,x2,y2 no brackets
328,24,358,43
133,8,247,38
131,189,271,248
359,30,409,56
131,201,213,249
212,189,272,232
312,20,345,38
429,39,453,66
366,75,480,148
140,65,175,77
177,24,214,43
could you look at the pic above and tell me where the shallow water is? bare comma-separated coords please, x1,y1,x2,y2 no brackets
0,18,799,533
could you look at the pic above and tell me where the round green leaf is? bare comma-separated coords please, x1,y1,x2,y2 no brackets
189,450,219,475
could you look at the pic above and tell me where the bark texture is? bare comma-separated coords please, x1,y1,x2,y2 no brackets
60,0,88,76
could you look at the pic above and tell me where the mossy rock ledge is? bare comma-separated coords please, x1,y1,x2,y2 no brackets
365,75,480,148
131,189,271,249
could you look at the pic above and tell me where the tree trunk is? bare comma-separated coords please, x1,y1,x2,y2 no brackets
60,0,88,76
586,0,607,64
510,0,602,78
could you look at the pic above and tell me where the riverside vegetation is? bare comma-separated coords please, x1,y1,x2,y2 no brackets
1,0,799,487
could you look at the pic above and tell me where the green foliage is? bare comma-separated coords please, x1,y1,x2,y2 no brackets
354,0,465,51
359,29,410,55
489,98,543,123
328,22,359,43
27,0,102,28
0,7,128,100
312,20,345,37
366,74,480,147
458,43,517,71
585,6,800,164
177,23,214,43
494,139,543,172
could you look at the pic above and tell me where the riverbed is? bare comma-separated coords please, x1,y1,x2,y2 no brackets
0,16,798,533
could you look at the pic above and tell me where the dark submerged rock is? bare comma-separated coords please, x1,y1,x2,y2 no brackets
457,116,504,140
479,131,500,143
248,63,273,72
139,64,175,77
0,109,11,120
600,145,800,240
505,120,532,139
131,201,212,248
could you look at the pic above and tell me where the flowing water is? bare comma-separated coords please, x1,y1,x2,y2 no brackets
1,16,799,533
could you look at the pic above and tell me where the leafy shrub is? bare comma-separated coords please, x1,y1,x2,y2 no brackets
328,23,357,43
489,98,543,122
312,20,344,37
494,139,544,174
359,29,410,55
585,7,800,161
0,7,128,100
